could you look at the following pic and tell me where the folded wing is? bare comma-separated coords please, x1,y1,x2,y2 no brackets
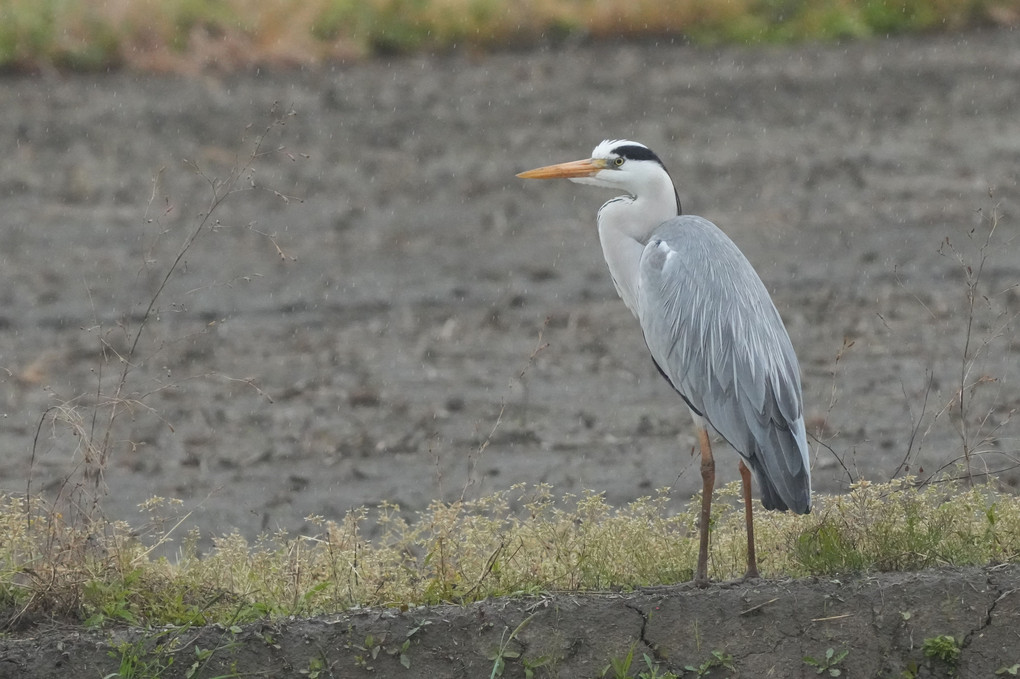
637,216,811,513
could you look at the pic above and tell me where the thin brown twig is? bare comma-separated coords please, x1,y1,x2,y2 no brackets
460,320,550,502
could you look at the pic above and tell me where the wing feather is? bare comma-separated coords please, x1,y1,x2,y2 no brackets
637,216,811,513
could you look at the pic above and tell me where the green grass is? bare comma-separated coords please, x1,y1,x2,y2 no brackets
0,0,1016,72
2,477,1019,628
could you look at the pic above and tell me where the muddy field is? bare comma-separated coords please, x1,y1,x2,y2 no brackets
0,27,1019,677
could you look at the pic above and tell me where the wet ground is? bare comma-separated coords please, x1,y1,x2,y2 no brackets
1,28,1018,547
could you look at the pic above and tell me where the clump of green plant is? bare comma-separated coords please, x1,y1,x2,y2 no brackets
922,635,961,671
787,477,1020,576
487,612,537,677
604,643,680,679
803,647,850,676
102,621,242,679
521,654,554,678
683,649,735,677
106,635,176,679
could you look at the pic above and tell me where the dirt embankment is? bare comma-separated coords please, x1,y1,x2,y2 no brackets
1,566,1018,677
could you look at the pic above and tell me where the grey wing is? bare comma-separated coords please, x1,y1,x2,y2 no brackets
636,216,811,513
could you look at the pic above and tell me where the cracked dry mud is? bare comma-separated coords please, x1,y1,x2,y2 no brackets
1,27,1019,678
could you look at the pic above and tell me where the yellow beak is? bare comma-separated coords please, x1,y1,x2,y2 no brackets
516,157,607,179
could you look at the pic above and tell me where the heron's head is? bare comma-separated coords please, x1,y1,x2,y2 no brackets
517,140,680,213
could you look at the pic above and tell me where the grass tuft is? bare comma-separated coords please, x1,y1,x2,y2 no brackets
2,477,1019,627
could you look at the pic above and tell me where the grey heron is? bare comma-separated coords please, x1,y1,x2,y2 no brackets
517,140,811,585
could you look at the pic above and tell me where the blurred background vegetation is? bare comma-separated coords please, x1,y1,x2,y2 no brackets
1,0,1017,72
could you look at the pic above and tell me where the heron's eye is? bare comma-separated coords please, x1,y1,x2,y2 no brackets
613,157,625,167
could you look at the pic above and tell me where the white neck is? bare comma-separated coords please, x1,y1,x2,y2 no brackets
595,176,678,316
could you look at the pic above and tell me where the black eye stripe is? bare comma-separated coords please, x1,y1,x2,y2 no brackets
608,142,682,215
612,144,663,164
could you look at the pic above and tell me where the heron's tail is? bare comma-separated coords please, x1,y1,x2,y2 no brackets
750,416,811,514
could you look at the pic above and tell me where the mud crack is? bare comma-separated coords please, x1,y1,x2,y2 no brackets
625,602,667,663
962,575,1018,650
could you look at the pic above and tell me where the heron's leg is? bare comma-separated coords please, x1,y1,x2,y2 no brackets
695,425,715,586
738,459,760,579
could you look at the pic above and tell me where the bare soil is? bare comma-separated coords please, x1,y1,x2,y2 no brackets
0,28,1019,677
1,565,1018,678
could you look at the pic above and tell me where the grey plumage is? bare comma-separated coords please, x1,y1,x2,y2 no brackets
637,215,811,513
